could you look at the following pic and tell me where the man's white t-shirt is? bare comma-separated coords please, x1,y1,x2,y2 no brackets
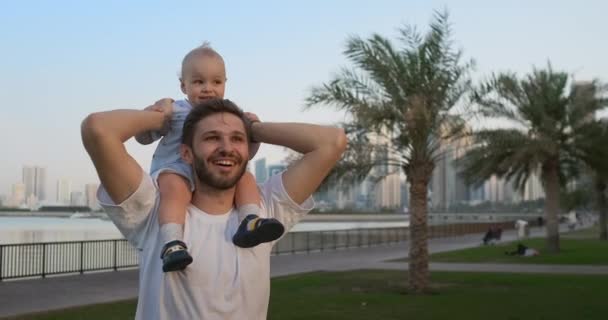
97,172,314,320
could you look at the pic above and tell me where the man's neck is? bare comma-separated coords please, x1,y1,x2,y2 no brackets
191,184,236,215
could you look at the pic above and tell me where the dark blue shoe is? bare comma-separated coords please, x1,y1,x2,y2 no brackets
161,240,193,272
232,214,285,248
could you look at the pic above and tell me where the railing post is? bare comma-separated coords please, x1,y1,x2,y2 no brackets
334,231,337,250
41,243,46,278
113,240,118,271
320,231,324,252
291,233,296,254
79,241,84,274
306,231,310,254
0,245,3,281
346,230,349,248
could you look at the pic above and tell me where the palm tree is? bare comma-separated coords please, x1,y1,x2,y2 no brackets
459,68,608,252
305,10,473,293
587,119,608,240
594,174,608,240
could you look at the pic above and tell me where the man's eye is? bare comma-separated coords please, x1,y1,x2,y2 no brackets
205,136,219,141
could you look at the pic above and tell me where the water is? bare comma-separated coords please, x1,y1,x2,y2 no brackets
0,216,122,244
0,216,408,245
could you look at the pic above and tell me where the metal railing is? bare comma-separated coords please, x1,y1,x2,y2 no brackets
0,239,138,281
272,227,409,255
0,221,519,281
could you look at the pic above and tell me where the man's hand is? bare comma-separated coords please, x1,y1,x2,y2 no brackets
244,112,260,123
244,112,260,143
251,122,347,204
244,112,261,159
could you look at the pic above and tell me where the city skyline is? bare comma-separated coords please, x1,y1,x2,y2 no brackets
2,1,607,196
2,165,101,208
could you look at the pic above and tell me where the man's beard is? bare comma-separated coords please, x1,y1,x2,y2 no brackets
192,151,248,190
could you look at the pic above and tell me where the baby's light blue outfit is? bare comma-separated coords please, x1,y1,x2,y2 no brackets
149,99,195,190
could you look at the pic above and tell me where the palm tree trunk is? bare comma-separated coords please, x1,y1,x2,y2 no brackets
596,180,607,241
408,166,431,293
543,160,560,253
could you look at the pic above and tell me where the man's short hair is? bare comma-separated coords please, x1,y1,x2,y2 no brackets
181,99,251,147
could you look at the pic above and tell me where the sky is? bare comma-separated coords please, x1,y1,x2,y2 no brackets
1,0,607,199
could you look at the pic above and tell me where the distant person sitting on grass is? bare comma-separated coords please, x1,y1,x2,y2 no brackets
482,225,502,245
81,98,347,319
505,243,539,257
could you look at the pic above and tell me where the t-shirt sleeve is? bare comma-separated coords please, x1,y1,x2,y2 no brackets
259,172,315,232
97,172,159,250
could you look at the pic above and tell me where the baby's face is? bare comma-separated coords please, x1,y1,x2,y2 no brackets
181,55,226,106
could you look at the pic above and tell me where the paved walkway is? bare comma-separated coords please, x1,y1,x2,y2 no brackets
0,225,603,318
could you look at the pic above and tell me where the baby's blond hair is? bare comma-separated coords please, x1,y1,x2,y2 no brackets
180,42,225,79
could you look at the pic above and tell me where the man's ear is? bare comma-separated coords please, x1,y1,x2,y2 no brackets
181,144,193,164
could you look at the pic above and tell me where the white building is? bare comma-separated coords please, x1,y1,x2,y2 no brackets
10,183,26,207
22,166,47,202
56,179,72,205
524,171,545,201
374,171,401,209
85,183,100,210
70,191,85,206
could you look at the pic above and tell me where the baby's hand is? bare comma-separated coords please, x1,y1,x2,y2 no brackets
145,98,174,134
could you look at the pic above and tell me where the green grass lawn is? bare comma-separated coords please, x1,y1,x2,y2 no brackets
428,236,608,265
6,270,608,320
3,300,136,320
562,225,601,239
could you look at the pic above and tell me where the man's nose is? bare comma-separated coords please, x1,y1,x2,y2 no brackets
218,136,234,151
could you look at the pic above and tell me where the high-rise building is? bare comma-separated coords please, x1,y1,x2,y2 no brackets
375,172,401,209
400,179,409,209
10,183,26,207
70,191,85,206
85,183,100,210
22,166,47,201
502,179,517,203
56,179,72,204
524,172,544,201
26,194,38,210
484,175,505,203
468,184,485,203
22,166,35,199
267,164,287,178
255,158,267,183
430,129,471,210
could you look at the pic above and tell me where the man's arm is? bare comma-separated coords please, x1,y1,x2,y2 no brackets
251,122,347,204
81,99,172,203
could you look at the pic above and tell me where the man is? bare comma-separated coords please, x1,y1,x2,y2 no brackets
81,98,346,319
